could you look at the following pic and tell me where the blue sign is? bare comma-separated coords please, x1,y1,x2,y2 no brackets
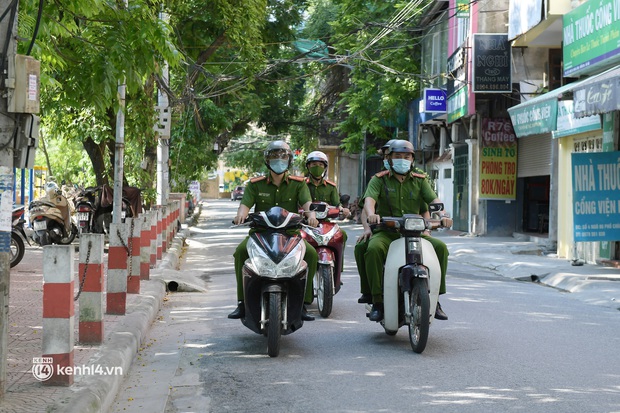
423,88,447,113
571,151,620,241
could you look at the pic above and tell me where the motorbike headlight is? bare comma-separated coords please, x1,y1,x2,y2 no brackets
404,217,426,231
247,238,306,278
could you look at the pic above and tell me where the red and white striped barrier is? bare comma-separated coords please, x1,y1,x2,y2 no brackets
78,233,105,344
107,222,129,315
42,245,75,386
126,217,141,294
140,212,151,280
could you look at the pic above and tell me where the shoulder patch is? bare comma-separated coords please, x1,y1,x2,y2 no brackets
325,179,337,187
250,176,266,183
413,168,427,176
412,172,426,179
288,175,305,182
374,170,390,178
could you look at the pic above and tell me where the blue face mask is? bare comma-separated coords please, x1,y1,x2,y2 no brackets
391,159,412,174
383,159,390,170
269,159,289,174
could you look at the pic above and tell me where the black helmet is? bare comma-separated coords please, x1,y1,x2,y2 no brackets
387,139,414,155
380,139,396,155
264,140,293,171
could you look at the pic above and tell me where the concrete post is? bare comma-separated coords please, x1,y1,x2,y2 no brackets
42,245,75,386
162,205,169,253
150,209,157,268
107,222,129,315
126,217,141,294
156,207,163,259
140,212,151,280
78,234,105,344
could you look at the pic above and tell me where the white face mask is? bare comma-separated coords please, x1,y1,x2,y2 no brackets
269,159,288,174
391,159,412,174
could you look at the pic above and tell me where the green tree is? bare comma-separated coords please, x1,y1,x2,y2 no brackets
18,0,179,196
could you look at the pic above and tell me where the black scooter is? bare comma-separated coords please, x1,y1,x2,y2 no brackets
236,207,309,357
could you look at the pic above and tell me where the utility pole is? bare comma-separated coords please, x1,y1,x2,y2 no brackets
112,0,129,224
0,0,18,398
156,10,170,206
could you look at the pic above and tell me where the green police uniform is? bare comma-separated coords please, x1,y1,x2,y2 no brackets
306,177,348,245
233,172,318,303
354,198,428,298
359,169,449,304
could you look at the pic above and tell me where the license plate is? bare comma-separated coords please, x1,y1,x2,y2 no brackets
33,220,47,231
122,211,126,219
78,212,90,221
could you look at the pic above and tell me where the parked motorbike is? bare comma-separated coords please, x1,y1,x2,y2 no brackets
236,206,309,357
28,182,78,246
10,205,29,268
300,201,345,318
366,203,445,353
74,184,138,235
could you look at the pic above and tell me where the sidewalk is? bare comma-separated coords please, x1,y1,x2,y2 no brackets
2,202,618,413
437,230,620,310
0,216,190,413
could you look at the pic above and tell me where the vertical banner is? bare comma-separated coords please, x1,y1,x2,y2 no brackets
571,151,620,241
479,118,517,200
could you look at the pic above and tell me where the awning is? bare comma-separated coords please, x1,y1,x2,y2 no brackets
507,80,586,138
572,65,620,118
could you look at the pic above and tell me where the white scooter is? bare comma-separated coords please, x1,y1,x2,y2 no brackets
366,204,445,353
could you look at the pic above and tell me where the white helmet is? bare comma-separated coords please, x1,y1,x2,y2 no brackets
306,151,328,178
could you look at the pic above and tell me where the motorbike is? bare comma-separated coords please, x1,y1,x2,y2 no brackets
74,184,138,235
300,201,345,318
10,205,29,268
236,206,309,357
28,182,78,246
366,203,445,354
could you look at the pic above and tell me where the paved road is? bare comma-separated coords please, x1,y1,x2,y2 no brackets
111,200,620,413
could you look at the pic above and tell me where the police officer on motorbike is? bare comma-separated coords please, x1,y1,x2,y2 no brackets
357,139,452,322
354,140,430,305
229,140,319,321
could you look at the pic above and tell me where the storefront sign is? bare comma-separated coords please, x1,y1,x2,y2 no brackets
572,151,620,241
472,34,511,93
508,0,543,41
479,118,517,200
573,75,620,117
553,100,601,138
447,86,468,123
422,88,447,113
508,98,557,137
456,0,470,18
563,0,620,77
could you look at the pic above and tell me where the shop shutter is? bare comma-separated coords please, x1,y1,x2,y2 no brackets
517,134,551,178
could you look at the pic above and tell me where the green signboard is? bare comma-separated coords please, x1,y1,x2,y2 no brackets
507,98,558,137
563,0,620,77
447,86,468,123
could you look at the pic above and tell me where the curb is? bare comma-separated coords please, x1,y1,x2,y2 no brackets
50,228,190,413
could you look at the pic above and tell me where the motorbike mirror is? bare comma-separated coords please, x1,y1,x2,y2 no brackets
428,203,444,212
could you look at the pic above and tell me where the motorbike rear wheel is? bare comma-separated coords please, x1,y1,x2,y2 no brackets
408,278,430,354
10,232,25,268
58,223,78,245
267,292,282,357
315,264,334,318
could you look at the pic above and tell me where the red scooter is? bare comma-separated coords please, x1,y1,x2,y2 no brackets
301,202,345,318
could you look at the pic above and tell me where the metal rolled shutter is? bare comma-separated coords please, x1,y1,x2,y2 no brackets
517,134,551,178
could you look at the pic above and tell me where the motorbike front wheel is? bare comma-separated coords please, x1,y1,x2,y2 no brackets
267,292,282,357
10,232,25,268
315,264,334,318
408,277,430,354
